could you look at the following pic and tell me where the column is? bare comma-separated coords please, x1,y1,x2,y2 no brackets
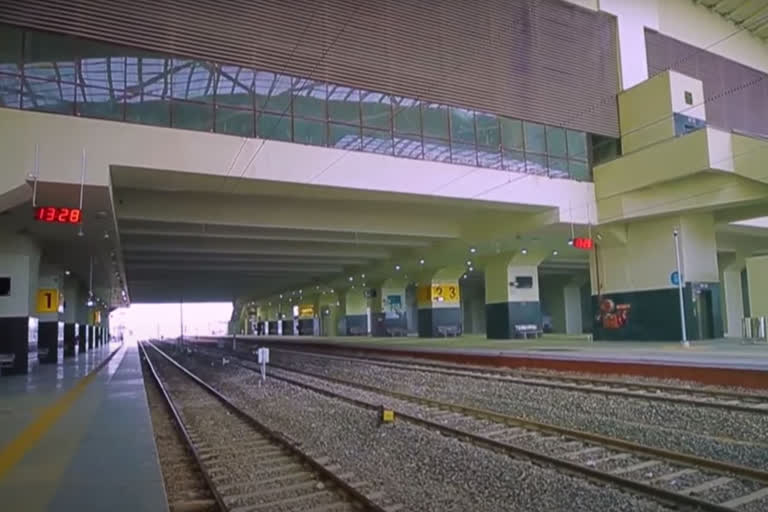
746,255,768,317
297,298,319,335
0,232,41,375
718,252,746,338
343,287,368,335
77,322,87,353
370,279,407,337
37,264,64,364
61,279,82,357
417,267,463,338
591,213,722,341
485,252,545,339
317,290,341,336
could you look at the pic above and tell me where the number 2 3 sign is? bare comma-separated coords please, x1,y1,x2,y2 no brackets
431,284,460,303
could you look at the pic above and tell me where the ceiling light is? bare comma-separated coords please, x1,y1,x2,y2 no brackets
521,248,528,255
361,273,365,279
466,260,472,266
552,250,559,256
419,258,425,265
394,264,401,271
469,266,474,272
64,270,71,276
470,247,476,253
362,282,366,287
348,276,354,281
462,274,467,279
316,285,320,290
103,232,109,239
279,294,283,299
567,238,574,246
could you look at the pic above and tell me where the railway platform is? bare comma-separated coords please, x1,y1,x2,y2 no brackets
0,342,168,512
204,335,768,389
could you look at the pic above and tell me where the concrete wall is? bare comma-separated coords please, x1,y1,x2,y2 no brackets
0,233,40,317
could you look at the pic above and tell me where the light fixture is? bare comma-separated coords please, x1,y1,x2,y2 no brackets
64,270,71,276
552,250,559,256
419,258,425,265
316,285,320,290
394,264,401,271
279,294,283,299
361,274,366,279
567,238,574,246
362,282,366,287
521,248,528,255
462,274,467,279
86,295,94,307
470,247,476,253
103,232,109,239
466,260,472,266
469,266,474,272
348,276,354,282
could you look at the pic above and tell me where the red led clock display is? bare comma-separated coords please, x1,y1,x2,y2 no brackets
34,207,82,224
573,237,594,250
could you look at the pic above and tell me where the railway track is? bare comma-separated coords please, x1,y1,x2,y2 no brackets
265,347,768,415
141,342,400,512
197,347,768,512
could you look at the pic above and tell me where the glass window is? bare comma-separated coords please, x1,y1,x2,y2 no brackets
567,130,587,160
327,85,359,124
171,58,214,102
126,56,171,99
255,72,292,113
361,91,391,130
525,153,548,175
524,122,546,153
476,113,499,147
294,117,326,146
23,31,77,81
215,65,254,108
477,147,502,169
257,112,291,141
502,150,526,173
125,94,170,126
362,128,392,155
79,55,126,93
423,137,451,162
76,85,123,120
293,78,326,120
548,157,569,178
171,101,213,131
422,102,448,139
393,97,421,135
569,160,590,181
500,117,523,150
393,134,423,159
0,25,22,73
546,126,567,158
215,106,253,136
451,142,477,166
0,74,21,108
22,78,75,114
329,123,361,150
591,134,621,165
450,107,475,144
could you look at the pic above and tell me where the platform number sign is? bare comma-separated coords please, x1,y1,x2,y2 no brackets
36,289,59,313
431,284,459,303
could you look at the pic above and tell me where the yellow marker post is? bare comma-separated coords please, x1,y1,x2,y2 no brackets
380,406,395,425
36,289,59,313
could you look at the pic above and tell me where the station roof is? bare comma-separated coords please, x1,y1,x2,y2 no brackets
696,0,768,41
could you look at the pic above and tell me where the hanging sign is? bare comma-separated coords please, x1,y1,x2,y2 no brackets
36,289,60,313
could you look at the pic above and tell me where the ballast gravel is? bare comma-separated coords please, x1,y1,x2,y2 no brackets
268,350,768,470
169,349,670,512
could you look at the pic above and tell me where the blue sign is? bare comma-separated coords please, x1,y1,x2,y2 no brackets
670,271,680,286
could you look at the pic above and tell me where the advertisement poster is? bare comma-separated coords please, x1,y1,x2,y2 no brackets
597,298,631,329
384,294,403,319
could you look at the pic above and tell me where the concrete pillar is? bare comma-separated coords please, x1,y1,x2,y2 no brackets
484,252,545,339
564,284,583,335
746,255,768,317
61,279,84,357
37,264,64,364
342,287,368,335
296,297,319,335
317,291,341,336
0,232,41,375
417,267,463,338
369,278,407,337
591,213,722,341
718,252,746,338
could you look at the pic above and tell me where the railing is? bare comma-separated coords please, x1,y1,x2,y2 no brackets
742,317,767,342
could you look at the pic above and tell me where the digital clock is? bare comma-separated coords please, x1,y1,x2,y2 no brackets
34,207,82,224
572,237,594,250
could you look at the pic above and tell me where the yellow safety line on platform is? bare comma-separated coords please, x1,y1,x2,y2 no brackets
0,344,124,480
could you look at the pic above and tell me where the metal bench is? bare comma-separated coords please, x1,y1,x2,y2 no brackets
0,353,16,369
514,324,542,339
437,325,461,337
386,327,408,337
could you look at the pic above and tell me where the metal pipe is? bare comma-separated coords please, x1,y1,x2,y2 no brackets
673,230,689,347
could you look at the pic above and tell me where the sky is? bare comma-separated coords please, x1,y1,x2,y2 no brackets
109,302,233,342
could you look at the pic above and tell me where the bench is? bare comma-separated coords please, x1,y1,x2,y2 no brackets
437,325,461,337
0,353,16,368
514,324,543,339
349,326,367,336
386,327,408,337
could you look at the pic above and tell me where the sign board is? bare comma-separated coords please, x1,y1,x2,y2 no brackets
417,283,461,306
299,305,315,318
670,271,680,286
573,237,594,250
34,206,82,224
36,289,59,313
90,310,101,325
257,347,270,364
